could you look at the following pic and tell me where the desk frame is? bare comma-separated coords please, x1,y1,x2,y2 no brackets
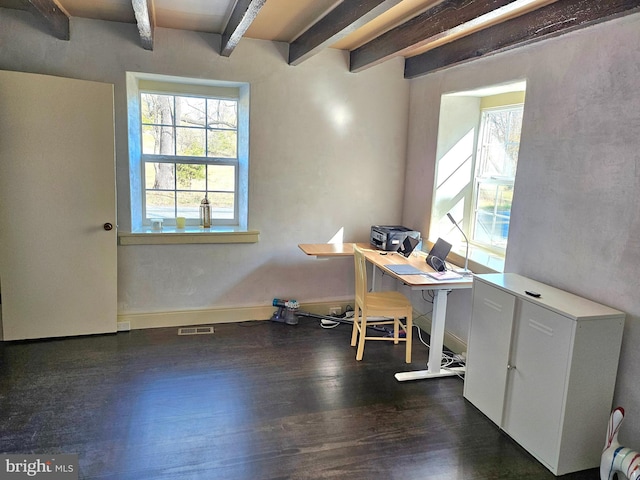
299,243,472,381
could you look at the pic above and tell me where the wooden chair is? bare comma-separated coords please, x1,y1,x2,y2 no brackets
351,245,413,363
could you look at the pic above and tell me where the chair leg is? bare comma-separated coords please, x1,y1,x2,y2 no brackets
356,308,367,361
393,316,399,344
405,309,413,364
351,304,360,347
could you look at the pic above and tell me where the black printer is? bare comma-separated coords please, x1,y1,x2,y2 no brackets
370,225,420,251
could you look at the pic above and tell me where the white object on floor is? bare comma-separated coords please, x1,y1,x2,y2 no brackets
601,407,640,480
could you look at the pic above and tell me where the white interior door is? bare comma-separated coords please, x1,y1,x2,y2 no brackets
0,70,117,340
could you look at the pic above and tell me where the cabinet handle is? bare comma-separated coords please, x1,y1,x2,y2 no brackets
507,364,516,371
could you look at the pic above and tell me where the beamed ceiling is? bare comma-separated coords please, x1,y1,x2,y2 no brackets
3,0,640,78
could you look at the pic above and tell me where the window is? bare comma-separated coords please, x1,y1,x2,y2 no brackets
472,105,523,251
141,93,238,224
126,73,250,233
430,82,526,271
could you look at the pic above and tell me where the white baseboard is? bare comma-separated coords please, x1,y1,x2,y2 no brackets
118,305,272,330
117,300,355,331
116,301,466,354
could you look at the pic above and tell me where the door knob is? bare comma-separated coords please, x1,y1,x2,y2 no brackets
103,223,113,231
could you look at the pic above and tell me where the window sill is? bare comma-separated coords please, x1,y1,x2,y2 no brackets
448,245,504,274
118,228,260,245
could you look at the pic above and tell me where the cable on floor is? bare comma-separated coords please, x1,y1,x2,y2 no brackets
411,312,466,379
297,308,393,335
302,306,466,378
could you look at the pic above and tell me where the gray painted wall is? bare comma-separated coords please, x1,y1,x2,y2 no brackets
404,13,640,444
0,9,409,314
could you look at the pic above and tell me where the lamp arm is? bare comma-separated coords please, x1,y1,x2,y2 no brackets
446,213,470,272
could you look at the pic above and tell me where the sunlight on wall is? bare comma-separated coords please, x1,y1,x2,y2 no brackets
312,83,353,136
432,129,475,225
328,227,344,244
330,104,352,133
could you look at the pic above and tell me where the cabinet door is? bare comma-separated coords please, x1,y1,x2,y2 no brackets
502,300,573,471
463,280,516,425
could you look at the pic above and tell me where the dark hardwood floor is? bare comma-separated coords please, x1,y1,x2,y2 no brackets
0,319,600,479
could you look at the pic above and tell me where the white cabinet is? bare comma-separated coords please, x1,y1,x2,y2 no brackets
464,273,624,476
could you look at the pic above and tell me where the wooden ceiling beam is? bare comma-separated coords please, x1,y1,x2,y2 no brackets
404,0,640,79
350,0,519,73
131,0,155,50
221,0,267,57
289,0,402,66
22,0,69,40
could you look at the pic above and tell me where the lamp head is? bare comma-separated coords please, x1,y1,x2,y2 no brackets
447,213,456,224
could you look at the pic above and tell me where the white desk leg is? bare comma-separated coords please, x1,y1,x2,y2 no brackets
371,264,377,291
395,289,465,381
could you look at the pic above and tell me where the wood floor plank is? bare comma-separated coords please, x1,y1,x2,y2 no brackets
0,320,599,479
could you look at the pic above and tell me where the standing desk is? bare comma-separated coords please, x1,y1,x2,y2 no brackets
298,243,473,381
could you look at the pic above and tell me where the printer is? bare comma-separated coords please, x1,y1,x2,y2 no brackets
370,225,420,251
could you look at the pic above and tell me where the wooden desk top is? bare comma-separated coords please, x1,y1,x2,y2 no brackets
299,242,473,290
298,242,367,257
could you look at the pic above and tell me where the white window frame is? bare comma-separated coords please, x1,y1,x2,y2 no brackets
126,72,250,233
470,104,523,255
140,92,239,227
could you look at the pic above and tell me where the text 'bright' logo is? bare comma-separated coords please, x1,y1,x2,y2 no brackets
5,458,52,476
1,454,78,479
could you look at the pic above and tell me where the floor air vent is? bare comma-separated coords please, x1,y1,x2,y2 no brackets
178,326,215,336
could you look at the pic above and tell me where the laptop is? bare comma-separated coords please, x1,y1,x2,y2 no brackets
426,238,452,272
397,235,420,258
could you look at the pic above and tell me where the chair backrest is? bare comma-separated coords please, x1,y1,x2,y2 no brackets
353,245,367,306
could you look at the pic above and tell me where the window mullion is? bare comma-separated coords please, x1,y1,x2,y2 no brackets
172,96,177,156
143,155,235,165
204,98,209,159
